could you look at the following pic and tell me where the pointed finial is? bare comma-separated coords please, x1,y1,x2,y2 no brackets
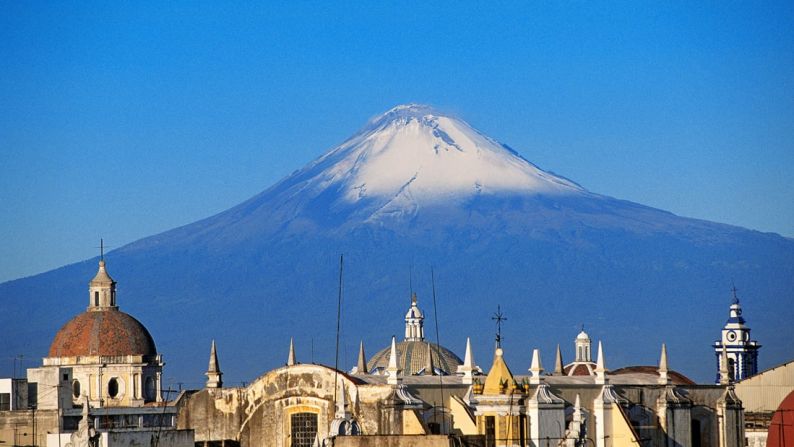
458,337,476,384
658,343,670,385
730,283,740,305
719,345,731,385
206,340,223,388
554,344,563,375
595,341,607,384
425,342,435,375
356,340,368,374
287,337,296,366
387,336,400,385
529,348,544,384
335,378,348,417
411,292,417,305
100,238,104,261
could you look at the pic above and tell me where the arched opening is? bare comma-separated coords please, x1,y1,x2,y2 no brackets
94,291,99,306
144,376,155,401
72,380,81,399
108,378,119,398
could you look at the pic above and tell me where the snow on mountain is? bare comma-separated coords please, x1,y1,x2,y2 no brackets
293,104,583,219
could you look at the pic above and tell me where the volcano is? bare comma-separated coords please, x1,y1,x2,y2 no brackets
2,104,792,384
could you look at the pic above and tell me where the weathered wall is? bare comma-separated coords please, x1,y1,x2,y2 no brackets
330,434,473,447
0,409,58,447
736,361,794,412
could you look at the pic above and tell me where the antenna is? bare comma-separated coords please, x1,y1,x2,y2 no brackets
333,254,344,414
430,267,445,429
409,262,414,296
492,305,507,348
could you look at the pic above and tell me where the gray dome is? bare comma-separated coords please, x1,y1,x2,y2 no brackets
368,340,462,375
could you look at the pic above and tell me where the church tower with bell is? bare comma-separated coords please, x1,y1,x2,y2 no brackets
713,286,760,383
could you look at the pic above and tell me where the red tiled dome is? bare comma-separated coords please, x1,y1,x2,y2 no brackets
767,390,794,447
49,310,157,358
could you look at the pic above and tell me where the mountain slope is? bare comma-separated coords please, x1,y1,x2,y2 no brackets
2,104,792,385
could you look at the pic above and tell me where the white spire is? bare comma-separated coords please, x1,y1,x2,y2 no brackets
458,337,476,384
658,343,670,385
529,348,544,384
595,341,607,384
287,337,296,366
387,336,400,385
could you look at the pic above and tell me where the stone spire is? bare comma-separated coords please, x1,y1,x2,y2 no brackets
458,337,476,384
356,340,368,374
529,348,544,384
719,345,731,385
386,336,401,385
424,342,434,375
88,259,117,311
658,343,670,385
287,337,296,366
595,341,607,385
206,340,223,388
554,344,563,375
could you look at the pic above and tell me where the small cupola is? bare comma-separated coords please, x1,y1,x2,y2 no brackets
404,293,424,341
88,259,117,311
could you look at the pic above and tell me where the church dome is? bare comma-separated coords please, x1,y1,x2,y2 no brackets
49,310,157,358
368,340,462,375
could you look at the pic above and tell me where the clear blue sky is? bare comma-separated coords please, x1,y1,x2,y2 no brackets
1,2,792,282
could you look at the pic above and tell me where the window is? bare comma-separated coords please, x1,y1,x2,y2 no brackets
0,393,10,411
144,376,156,401
72,380,81,398
108,378,119,398
94,291,99,306
290,412,318,447
63,373,69,382
485,416,495,447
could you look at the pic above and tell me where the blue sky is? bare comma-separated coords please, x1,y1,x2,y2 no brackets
1,2,793,282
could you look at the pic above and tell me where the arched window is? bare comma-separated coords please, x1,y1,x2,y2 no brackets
72,380,81,398
144,376,156,401
290,412,318,447
94,291,99,306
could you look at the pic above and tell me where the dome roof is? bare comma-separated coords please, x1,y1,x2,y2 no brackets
49,310,157,358
767,390,794,447
609,366,695,385
564,362,597,376
368,340,462,375
576,330,590,341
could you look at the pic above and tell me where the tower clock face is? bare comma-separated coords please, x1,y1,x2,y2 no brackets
727,331,737,342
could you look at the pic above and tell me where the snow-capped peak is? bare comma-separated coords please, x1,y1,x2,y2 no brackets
300,104,585,217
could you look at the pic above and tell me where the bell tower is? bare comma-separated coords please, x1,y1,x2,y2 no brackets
713,286,760,382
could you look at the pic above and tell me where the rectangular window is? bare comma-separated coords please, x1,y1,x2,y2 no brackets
0,393,10,411
485,416,495,447
290,412,318,447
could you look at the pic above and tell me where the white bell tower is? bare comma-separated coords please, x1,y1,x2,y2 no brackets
713,286,760,383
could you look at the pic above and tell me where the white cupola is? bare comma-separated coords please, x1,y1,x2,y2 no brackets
404,293,424,341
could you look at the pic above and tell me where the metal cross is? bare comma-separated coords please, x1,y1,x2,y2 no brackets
730,283,740,304
492,305,507,348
